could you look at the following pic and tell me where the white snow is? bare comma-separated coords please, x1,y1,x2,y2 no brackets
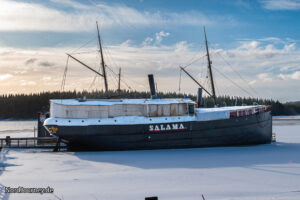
1,118,300,200
51,98,195,106
195,108,230,121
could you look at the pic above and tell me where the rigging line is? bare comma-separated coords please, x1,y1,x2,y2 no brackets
88,76,98,91
122,76,147,91
107,66,119,87
88,58,102,91
61,56,69,91
106,65,133,90
212,66,255,98
103,47,139,91
69,36,97,54
200,54,205,78
103,47,128,91
106,65,119,78
183,47,204,67
106,69,118,89
182,54,207,69
105,52,120,81
179,69,182,93
101,44,121,81
102,56,142,91
120,78,133,91
71,50,98,55
214,73,220,97
215,51,260,96
118,75,133,91
103,45,120,72
105,64,135,91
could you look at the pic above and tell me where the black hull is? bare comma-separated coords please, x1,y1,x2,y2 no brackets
45,111,272,150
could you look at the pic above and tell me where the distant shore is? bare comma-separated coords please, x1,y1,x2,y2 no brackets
0,119,35,121
0,90,299,119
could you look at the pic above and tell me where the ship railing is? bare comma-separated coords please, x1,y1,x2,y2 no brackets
0,137,67,149
230,105,271,118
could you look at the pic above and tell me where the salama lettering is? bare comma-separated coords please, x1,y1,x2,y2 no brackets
149,123,186,132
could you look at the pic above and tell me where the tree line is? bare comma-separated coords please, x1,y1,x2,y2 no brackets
0,90,298,119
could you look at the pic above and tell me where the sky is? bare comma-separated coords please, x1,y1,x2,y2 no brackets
0,0,300,102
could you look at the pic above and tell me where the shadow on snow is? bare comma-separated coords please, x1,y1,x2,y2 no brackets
74,142,300,171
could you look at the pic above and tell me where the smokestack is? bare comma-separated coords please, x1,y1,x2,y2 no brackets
148,74,157,99
197,88,202,107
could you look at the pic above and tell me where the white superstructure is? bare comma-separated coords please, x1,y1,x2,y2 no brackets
50,98,195,118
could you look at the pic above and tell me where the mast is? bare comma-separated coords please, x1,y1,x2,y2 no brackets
204,27,217,106
67,54,104,77
96,21,109,97
118,68,121,93
179,66,213,97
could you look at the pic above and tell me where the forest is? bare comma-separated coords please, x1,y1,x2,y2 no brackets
0,90,299,119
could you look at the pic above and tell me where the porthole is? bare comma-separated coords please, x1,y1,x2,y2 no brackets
82,120,84,122
68,120,71,123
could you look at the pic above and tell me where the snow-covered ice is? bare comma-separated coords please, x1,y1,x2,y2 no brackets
0,118,300,200
0,121,36,139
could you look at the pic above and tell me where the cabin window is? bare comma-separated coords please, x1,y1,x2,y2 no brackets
188,104,195,114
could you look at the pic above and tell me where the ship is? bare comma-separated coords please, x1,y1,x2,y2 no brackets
43,24,272,150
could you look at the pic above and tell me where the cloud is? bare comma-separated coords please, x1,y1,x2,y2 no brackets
25,58,37,65
0,74,13,81
38,61,55,67
278,71,300,80
142,31,170,46
142,37,154,46
42,76,52,81
19,80,37,86
49,0,90,10
260,0,300,10
120,40,132,47
155,31,170,44
227,38,296,61
257,73,273,82
0,0,212,32
0,36,299,101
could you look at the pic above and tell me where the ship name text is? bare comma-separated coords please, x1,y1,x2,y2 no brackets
149,123,186,132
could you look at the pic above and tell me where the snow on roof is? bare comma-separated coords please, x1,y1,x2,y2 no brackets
51,98,195,106
195,105,258,113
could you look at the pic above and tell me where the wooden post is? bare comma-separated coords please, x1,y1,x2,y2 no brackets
145,197,158,200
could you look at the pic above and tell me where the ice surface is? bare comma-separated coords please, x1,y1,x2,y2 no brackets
0,118,300,200
0,121,36,139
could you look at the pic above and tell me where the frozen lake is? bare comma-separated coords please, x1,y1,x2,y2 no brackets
0,121,36,139
1,118,300,200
